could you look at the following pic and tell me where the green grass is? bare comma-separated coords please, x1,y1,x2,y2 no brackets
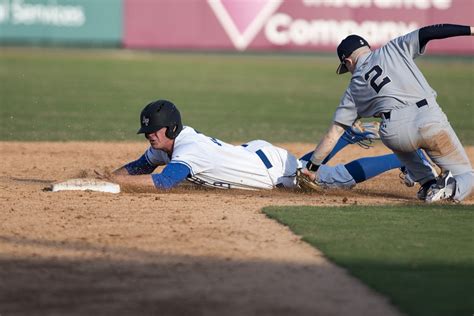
0,47,473,143
264,205,474,316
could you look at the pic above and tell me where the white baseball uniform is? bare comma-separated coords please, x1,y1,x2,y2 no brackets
144,126,300,190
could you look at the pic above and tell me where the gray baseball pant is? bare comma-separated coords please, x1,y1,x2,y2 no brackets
379,100,473,201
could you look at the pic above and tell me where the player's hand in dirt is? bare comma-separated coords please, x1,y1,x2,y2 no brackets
94,169,113,181
296,168,320,191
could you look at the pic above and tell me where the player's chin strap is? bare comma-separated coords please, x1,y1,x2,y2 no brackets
342,121,381,149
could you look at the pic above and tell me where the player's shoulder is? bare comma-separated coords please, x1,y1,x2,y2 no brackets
176,126,206,142
382,29,420,49
171,127,212,163
173,126,208,152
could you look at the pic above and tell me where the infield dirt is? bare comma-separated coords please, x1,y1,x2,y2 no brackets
1,142,473,315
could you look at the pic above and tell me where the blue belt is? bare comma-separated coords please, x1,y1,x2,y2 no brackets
256,149,273,169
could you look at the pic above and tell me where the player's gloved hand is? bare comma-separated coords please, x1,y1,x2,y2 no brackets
342,120,380,149
296,168,321,191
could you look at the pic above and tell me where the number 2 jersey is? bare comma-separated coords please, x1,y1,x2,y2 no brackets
141,126,299,190
333,29,438,127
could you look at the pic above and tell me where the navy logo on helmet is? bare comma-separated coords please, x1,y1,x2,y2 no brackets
142,116,150,126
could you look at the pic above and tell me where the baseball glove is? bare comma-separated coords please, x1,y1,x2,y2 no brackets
342,120,380,149
296,169,321,191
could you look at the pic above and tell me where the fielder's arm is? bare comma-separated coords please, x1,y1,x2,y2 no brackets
303,122,346,180
418,24,472,48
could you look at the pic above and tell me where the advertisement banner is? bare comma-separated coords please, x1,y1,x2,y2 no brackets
0,0,122,45
124,0,474,54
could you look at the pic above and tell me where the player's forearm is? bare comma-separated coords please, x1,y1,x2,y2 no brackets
110,174,157,192
113,166,130,176
119,154,157,175
418,24,471,48
309,123,346,166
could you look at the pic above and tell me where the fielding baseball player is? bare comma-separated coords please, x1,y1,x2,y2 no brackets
300,24,474,203
110,99,429,192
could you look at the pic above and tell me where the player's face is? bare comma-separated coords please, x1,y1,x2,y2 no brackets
145,127,173,152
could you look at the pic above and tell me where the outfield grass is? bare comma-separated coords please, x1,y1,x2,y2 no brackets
1,47,473,143
264,205,474,316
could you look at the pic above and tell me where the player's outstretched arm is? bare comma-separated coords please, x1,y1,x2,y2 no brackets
113,166,130,176
303,122,346,180
110,174,157,192
113,154,158,176
111,162,190,192
418,24,472,48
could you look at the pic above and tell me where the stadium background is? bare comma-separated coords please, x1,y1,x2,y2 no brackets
1,0,473,53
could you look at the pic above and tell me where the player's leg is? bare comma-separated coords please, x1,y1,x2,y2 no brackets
313,153,402,189
420,121,474,202
344,154,401,183
379,105,441,200
400,149,437,187
390,150,438,199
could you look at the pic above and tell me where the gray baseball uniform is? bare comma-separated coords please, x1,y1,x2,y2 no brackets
333,28,473,201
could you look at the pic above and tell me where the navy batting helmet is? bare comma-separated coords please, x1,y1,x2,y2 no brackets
336,35,370,74
137,100,183,139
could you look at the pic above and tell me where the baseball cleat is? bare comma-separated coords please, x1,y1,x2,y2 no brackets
425,171,456,203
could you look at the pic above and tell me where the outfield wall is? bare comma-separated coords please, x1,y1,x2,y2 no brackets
0,0,122,45
124,0,474,54
1,0,473,54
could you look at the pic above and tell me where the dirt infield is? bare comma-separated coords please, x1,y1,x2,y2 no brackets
1,142,473,315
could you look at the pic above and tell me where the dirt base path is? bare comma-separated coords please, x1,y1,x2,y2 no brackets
1,142,472,315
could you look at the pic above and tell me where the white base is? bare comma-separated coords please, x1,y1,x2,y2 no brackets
51,178,120,193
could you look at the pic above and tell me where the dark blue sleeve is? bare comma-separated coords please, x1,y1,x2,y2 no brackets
124,154,157,175
151,162,190,189
419,24,470,48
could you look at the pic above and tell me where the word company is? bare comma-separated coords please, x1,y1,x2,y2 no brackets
208,0,453,50
265,16,418,46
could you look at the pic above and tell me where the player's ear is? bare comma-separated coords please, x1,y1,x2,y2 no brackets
345,58,355,72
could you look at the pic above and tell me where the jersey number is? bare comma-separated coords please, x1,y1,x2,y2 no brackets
364,65,391,93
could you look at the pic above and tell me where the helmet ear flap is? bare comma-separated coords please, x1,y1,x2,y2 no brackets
165,125,179,139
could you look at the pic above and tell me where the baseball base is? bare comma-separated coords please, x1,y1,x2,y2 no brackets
51,178,120,193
